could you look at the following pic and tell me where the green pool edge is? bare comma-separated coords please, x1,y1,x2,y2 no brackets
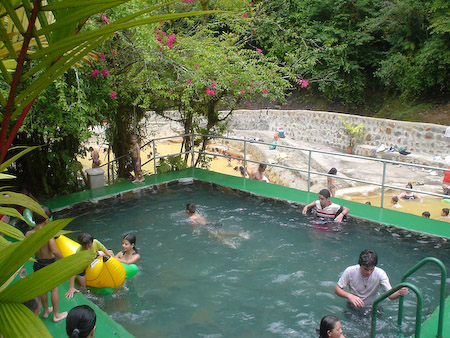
43,168,450,338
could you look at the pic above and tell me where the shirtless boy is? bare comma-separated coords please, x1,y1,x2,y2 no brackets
25,206,67,322
130,135,144,183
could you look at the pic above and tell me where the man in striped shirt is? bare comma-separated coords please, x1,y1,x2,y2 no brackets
302,188,349,222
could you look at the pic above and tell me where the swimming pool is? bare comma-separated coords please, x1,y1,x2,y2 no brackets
58,181,450,337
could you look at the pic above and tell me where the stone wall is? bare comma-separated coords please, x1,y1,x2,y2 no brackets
226,109,449,158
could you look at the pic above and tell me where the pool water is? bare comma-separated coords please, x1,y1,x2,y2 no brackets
58,182,450,338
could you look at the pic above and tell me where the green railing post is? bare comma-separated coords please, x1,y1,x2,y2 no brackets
307,150,311,193
380,161,387,208
152,139,157,178
371,282,422,338
397,257,447,338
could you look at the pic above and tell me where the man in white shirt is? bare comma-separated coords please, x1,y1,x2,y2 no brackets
334,249,408,309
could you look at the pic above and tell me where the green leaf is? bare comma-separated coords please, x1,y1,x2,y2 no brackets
0,207,26,222
0,250,95,303
0,302,51,338
0,146,39,173
0,192,44,219
0,222,25,241
0,218,74,287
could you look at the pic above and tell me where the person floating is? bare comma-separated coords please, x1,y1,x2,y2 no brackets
66,305,96,338
334,249,408,310
318,315,346,338
302,188,349,223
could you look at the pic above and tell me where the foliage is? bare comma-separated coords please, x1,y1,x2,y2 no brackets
156,155,188,173
340,116,364,147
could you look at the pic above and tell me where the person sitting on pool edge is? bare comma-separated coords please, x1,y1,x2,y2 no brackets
302,188,349,223
334,249,408,311
66,232,113,298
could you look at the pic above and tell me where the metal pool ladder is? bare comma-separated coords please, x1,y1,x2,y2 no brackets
370,257,447,338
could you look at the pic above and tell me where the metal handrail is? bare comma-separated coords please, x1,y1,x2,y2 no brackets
371,282,423,338
398,257,447,338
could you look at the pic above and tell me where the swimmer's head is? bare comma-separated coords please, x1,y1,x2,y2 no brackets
442,208,449,216
422,211,431,218
406,183,413,189
78,232,94,250
358,249,378,267
328,167,337,175
186,203,196,215
32,206,52,225
122,233,138,252
259,164,267,171
318,189,331,208
391,196,398,203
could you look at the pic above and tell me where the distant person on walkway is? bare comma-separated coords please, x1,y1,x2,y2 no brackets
391,196,401,208
440,208,450,219
88,147,101,168
130,135,144,183
250,163,269,182
327,167,338,197
422,211,431,218
334,249,408,310
443,167,450,195
66,305,96,338
398,183,423,202
318,315,346,338
302,188,349,223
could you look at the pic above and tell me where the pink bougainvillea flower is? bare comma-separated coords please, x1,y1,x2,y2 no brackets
273,97,277,102
194,64,199,69
167,34,176,42
160,31,166,35
256,48,262,54
181,0,194,3
298,79,309,88
159,21,165,25
101,69,109,77
156,36,162,42
240,89,245,94
250,83,254,88
211,83,217,88
263,88,268,94
206,89,215,96
101,13,109,25
100,53,106,61
233,80,237,85
242,13,248,18
187,79,192,84
91,69,99,77
110,91,117,99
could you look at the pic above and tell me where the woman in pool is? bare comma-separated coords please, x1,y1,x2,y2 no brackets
115,233,140,264
318,315,345,338
66,305,96,338
327,167,338,197
398,183,423,202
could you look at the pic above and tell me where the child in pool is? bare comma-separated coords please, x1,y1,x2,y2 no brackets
66,232,113,298
115,233,141,264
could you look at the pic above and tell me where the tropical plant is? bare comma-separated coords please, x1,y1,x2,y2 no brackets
340,116,364,148
0,148,96,338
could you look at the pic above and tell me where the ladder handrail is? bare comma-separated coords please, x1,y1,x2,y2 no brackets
398,257,447,338
371,282,423,338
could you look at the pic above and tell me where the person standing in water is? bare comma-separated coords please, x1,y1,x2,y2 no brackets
115,233,141,264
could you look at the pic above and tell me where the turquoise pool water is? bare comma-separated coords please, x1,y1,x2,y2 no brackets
58,182,450,337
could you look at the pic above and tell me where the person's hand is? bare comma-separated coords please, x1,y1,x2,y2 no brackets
302,207,308,215
19,266,27,278
334,214,344,222
398,287,408,297
65,287,79,298
348,293,365,308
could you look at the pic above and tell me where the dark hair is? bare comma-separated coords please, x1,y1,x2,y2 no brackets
78,233,94,249
358,249,378,267
259,163,267,170
123,233,138,253
328,167,337,175
406,183,413,189
23,297,39,314
392,196,399,203
186,203,196,214
88,146,93,151
318,315,340,338
422,211,431,218
365,201,372,205
442,208,449,216
66,305,96,338
32,206,52,225
319,189,331,199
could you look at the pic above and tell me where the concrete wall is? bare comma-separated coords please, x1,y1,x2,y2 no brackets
226,109,449,157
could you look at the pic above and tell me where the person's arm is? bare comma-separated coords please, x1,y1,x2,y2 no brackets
334,206,349,223
116,253,141,264
388,287,409,300
302,201,316,215
66,276,79,298
48,238,64,259
398,192,405,199
334,284,365,308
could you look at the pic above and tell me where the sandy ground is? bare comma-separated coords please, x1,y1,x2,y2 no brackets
81,125,449,222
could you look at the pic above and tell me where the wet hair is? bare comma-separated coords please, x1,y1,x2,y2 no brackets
365,201,372,205
328,167,337,175
78,233,94,249
123,233,138,253
442,208,449,216
319,189,331,199
186,203,196,214
358,249,378,267
422,211,430,218
32,206,52,225
318,315,340,338
66,305,96,338
392,196,399,203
